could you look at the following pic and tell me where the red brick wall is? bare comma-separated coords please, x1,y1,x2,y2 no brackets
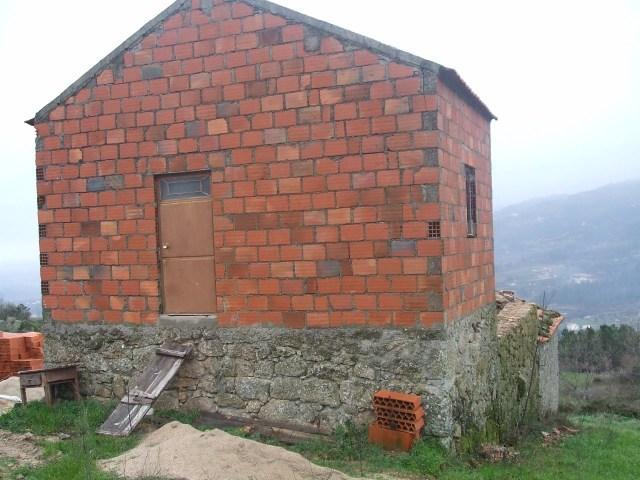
437,79,495,323
34,0,492,328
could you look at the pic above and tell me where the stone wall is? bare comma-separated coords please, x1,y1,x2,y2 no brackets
538,332,559,415
495,301,540,435
43,304,507,442
44,320,455,436
43,296,561,448
448,304,499,440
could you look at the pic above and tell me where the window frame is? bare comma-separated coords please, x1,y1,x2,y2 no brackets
464,165,477,238
158,173,211,201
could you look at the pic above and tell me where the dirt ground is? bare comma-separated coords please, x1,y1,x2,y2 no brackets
0,429,44,469
0,377,47,476
100,421,363,480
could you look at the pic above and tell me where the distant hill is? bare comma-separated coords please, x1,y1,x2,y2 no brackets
495,180,640,327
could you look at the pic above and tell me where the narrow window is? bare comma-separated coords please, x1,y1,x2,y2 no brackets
464,165,477,237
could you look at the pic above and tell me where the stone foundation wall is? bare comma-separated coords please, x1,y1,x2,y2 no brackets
43,302,552,444
44,320,454,436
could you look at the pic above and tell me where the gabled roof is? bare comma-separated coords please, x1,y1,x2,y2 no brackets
28,0,496,124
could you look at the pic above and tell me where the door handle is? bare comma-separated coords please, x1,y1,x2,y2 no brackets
162,244,169,250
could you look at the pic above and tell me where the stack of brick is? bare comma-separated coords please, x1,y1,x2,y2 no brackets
368,390,424,451
0,332,44,380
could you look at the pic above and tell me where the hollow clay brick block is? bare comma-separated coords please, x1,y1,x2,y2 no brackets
374,416,424,434
370,390,425,438
368,422,419,452
373,390,421,411
374,405,425,422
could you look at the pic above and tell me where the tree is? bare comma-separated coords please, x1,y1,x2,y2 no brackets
560,325,640,373
0,300,31,321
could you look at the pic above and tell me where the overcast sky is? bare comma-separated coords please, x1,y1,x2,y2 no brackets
0,0,638,268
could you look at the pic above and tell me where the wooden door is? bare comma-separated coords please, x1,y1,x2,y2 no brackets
157,173,216,314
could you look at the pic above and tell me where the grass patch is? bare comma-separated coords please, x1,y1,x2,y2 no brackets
2,401,640,480
560,371,640,418
226,420,448,478
294,422,447,477
152,408,200,426
230,415,640,480
438,414,640,479
0,399,113,435
1,400,139,480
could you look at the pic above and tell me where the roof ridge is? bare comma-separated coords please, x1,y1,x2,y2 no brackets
30,0,190,124
28,0,495,124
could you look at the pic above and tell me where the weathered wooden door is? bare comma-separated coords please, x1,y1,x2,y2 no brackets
157,173,216,314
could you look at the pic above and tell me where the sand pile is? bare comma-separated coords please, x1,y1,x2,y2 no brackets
100,421,362,480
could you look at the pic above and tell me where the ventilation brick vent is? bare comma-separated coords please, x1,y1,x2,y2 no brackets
40,281,49,295
36,167,45,181
428,221,441,239
39,253,49,266
37,196,45,209
38,224,47,238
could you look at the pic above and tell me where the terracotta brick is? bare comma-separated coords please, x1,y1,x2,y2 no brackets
31,1,492,331
208,119,228,134
352,259,376,276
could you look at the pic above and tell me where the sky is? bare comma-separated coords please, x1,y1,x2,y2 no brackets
0,0,638,275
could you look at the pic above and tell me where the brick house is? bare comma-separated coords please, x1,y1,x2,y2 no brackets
29,0,502,442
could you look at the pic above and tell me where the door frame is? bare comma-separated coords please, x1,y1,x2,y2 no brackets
154,170,216,315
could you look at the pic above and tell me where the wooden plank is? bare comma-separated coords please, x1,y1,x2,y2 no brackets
197,411,328,444
156,347,189,358
42,367,78,384
98,403,151,437
18,364,80,375
98,342,191,436
121,396,154,406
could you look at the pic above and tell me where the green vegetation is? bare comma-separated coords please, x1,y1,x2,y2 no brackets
0,400,111,436
224,416,640,480
560,371,640,418
1,400,639,479
560,325,640,373
439,415,640,480
0,400,138,480
0,300,42,332
0,301,31,321
559,325,640,417
152,407,200,426
289,422,447,478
